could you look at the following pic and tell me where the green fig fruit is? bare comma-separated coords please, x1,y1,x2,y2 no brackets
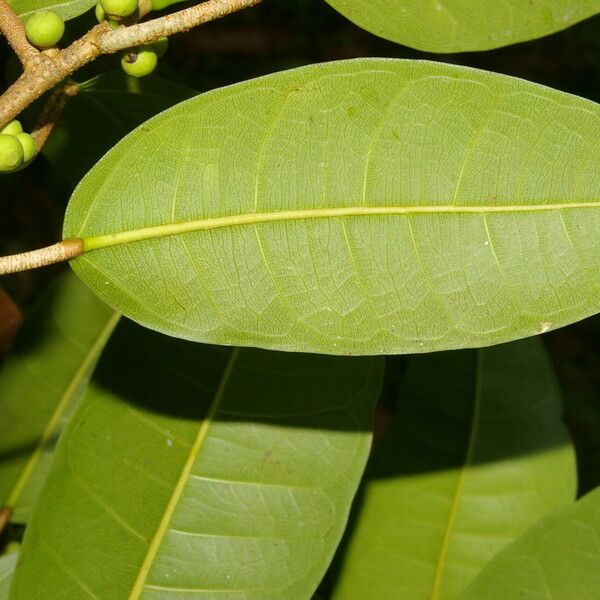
25,10,65,48
16,133,37,163
121,49,157,78
100,0,137,18
0,120,22,136
0,134,24,172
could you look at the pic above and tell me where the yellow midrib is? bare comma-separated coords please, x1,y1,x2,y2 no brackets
5,311,120,510
127,348,240,600
81,201,600,252
430,350,483,600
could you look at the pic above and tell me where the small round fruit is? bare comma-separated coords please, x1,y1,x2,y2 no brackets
0,120,22,136
25,10,65,48
16,133,37,163
0,134,24,172
121,49,157,78
148,36,168,59
100,0,137,17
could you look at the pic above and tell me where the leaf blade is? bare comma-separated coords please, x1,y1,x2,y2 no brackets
0,271,117,523
325,0,600,52
9,322,383,599
332,338,576,599
64,59,600,355
460,487,600,599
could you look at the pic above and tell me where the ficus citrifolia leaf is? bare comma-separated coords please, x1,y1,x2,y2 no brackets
461,486,600,599
9,0,95,21
63,59,600,355
43,72,196,187
9,321,383,600
325,0,600,53
0,271,117,523
0,553,17,599
332,337,576,600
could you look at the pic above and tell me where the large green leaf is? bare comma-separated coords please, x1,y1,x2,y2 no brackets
43,72,196,186
63,59,600,355
0,553,17,599
325,0,600,53
9,0,95,21
331,337,576,600
9,321,383,600
461,486,600,599
0,271,118,523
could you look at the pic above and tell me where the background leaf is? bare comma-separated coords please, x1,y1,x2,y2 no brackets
43,72,196,187
9,0,95,21
460,486,600,599
325,0,600,53
64,59,600,355
0,271,117,523
331,337,576,599
9,320,383,600
0,553,17,600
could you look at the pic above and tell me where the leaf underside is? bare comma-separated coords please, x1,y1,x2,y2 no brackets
9,0,95,21
43,72,196,187
325,0,600,52
0,271,117,523
0,553,17,600
461,487,600,599
332,337,576,600
65,59,600,356
9,321,383,600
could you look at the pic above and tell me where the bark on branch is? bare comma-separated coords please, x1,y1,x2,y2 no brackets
0,0,262,128
0,0,38,68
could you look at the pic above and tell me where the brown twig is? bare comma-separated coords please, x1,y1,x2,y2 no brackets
0,0,263,129
0,239,84,275
0,506,11,537
31,80,81,150
0,0,38,67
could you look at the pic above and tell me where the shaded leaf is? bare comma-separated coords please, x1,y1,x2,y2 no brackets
64,59,600,355
461,486,600,599
9,320,383,600
0,271,118,523
332,338,576,600
0,553,17,599
9,0,95,21
43,72,196,186
325,0,600,53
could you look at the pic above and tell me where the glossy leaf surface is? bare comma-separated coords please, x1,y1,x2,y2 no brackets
9,321,383,600
461,486,600,599
43,72,196,186
10,0,95,21
332,338,576,599
325,0,600,53
0,272,117,523
64,59,600,355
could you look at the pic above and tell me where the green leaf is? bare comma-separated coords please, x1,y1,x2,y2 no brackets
43,72,196,186
332,338,576,600
0,553,17,600
63,59,600,355
9,0,95,21
461,486,600,599
0,271,118,523
9,321,383,600
325,0,600,53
